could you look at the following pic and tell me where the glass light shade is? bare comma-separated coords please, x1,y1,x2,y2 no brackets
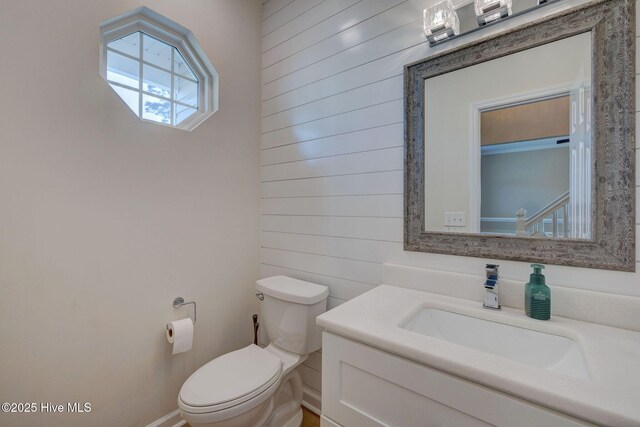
474,0,512,24
423,0,460,42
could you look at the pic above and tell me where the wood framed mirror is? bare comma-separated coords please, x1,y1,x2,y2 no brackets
404,0,635,271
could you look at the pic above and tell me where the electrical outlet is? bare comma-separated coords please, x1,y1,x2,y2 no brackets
444,212,466,227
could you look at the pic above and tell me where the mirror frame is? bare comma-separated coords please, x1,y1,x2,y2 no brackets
404,0,635,271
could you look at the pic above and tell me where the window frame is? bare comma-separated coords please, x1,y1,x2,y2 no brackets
99,7,218,131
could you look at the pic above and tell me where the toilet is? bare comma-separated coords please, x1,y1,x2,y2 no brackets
178,276,329,427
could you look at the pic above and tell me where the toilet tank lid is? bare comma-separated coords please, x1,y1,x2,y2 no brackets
256,276,329,305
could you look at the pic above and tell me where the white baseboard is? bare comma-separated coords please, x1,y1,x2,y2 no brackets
320,414,341,427
146,409,186,427
302,386,322,415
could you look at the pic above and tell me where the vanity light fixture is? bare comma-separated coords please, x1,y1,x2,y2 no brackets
474,0,512,25
421,0,560,47
423,0,460,46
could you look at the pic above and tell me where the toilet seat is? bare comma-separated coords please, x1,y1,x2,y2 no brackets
179,344,282,415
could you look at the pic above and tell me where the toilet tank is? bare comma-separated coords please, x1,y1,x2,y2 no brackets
256,276,329,355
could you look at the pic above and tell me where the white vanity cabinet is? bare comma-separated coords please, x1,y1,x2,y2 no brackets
321,332,593,427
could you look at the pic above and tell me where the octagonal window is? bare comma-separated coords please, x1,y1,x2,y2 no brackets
100,7,218,131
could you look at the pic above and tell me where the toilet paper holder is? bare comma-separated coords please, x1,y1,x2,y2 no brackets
170,296,196,325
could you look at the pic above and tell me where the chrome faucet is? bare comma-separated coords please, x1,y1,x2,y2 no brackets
483,264,500,310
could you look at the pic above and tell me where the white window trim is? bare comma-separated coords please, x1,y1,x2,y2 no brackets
99,7,218,131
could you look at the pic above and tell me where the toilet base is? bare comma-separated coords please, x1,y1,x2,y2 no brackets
263,368,304,427
181,369,304,427
281,408,303,427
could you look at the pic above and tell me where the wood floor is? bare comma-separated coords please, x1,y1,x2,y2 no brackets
184,406,320,427
302,406,321,427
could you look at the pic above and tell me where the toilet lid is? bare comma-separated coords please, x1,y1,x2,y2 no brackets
179,344,282,410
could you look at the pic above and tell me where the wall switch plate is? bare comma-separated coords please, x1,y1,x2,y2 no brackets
445,212,466,227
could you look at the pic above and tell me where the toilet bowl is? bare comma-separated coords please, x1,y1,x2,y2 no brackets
178,276,328,427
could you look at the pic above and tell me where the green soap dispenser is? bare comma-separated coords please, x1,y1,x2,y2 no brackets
525,264,551,320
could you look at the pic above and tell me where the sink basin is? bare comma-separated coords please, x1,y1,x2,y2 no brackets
402,308,590,379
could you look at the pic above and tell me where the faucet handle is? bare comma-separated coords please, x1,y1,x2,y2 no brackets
485,263,499,273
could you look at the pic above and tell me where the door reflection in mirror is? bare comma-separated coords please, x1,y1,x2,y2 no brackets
480,96,571,237
423,33,591,239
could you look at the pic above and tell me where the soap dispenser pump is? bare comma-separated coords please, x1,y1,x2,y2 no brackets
525,264,551,320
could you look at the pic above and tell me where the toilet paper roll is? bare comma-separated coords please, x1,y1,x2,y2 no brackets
166,318,193,355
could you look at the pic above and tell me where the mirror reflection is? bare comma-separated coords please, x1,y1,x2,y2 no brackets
424,33,592,239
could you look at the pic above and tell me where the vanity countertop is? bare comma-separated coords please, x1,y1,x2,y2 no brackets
316,285,640,427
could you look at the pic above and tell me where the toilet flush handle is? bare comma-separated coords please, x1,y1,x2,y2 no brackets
256,292,264,301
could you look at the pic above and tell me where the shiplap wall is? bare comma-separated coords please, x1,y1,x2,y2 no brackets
260,0,640,410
